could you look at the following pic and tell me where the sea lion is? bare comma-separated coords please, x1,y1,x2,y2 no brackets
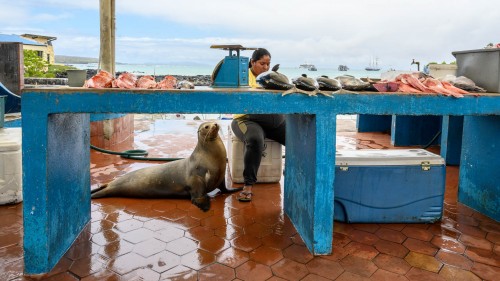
91,121,242,211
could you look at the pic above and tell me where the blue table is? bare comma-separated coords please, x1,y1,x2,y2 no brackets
21,88,500,274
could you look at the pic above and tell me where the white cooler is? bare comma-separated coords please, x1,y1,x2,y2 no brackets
0,128,22,204
227,130,283,183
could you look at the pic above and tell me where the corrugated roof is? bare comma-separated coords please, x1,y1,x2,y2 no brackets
0,34,45,46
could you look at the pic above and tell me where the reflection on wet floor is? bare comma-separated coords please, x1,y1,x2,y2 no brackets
1,115,499,280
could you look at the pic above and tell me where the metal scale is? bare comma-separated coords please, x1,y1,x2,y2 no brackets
210,44,257,88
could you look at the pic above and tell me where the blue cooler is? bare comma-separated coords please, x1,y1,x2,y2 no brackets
334,149,445,223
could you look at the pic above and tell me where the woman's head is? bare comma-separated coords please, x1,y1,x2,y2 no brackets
250,48,271,76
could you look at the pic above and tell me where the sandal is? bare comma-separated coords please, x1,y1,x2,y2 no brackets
238,191,253,202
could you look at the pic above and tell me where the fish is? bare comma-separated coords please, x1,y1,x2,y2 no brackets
136,75,157,89
157,75,177,89
84,70,114,88
256,65,294,91
176,80,195,89
334,75,370,91
316,75,342,91
112,72,137,89
292,74,318,92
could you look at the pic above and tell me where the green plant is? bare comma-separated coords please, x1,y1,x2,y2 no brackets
23,50,48,77
23,50,79,78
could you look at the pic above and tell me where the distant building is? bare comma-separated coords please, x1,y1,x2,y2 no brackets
0,33,57,64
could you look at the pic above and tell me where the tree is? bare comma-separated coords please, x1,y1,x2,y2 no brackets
23,50,48,77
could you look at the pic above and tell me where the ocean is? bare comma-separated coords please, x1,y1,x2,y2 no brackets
70,63,385,79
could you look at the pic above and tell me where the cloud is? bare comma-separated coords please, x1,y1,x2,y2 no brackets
2,0,499,69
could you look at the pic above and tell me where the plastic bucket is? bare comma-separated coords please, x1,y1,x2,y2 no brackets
67,70,87,87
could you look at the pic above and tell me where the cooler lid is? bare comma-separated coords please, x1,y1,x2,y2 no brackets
336,149,445,166
0,128,22,151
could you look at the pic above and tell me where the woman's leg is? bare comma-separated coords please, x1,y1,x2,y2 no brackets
231,118,266,186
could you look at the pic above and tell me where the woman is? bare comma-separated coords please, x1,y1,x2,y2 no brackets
231,48,286,202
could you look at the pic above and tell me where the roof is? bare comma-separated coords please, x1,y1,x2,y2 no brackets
21,33,57,42
0,34,45,46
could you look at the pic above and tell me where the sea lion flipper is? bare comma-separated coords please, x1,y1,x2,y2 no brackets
218,178,243,194
90,184,109,198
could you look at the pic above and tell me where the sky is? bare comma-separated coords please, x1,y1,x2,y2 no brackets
0,0,498,70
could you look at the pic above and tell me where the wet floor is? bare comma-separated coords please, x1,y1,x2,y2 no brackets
1,115,499,280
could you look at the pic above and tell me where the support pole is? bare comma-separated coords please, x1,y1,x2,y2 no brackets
99,0,115,75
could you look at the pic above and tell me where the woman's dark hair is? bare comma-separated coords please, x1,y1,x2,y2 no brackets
249,48,271,68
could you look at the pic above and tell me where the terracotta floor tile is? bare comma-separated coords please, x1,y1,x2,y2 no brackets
340,254,378,277
68,254,107,278
336,270,371,281
198,263,235,281
270,258,309,281
306,257,344,279
403,238,439,256
166,237,198,256
375,227,407,243
464,247,500,267
155,226,185,243
216,248,250,268
459,233,493,250
198,235,231,254
180,249,216,270
349,229,380,245
133,238,167,257
236,260,273,281
5,118,500,280
142,251,181,274
405,267,445,281
300,273,331,281
439,265,481,281
344,241,380,260
107,252,147,275
231,234,263,252
401,226,434,242
249,246,283,266
374,239,409,258
430,235,466,254
81,269,121,281
371,269,409,281
321,245,349,262
404,251,443,273
470,262,500,281
435,249,473,270
256,233,291,250
121,267,162,281
486,231,500,244
282,244,314,264
160,265,198,281
373,253,411,275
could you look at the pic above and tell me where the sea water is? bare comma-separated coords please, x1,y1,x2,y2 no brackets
70,63,385,79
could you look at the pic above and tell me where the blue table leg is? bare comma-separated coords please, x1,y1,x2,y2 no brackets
459,116,500,222
23,113,91,274
356,114,391,133
391,115,442,146
440,116,464,166
284,114,336,254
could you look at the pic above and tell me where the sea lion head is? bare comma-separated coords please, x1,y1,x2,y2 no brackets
198,121,220,142
192,194,211,212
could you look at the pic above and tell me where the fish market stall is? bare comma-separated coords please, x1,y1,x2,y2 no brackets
21,87,500,274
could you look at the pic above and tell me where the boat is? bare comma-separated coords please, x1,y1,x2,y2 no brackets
365,57,381,71
299,63,317,71
338,65,349,71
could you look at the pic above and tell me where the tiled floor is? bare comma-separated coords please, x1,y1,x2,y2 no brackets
1,116,499,280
